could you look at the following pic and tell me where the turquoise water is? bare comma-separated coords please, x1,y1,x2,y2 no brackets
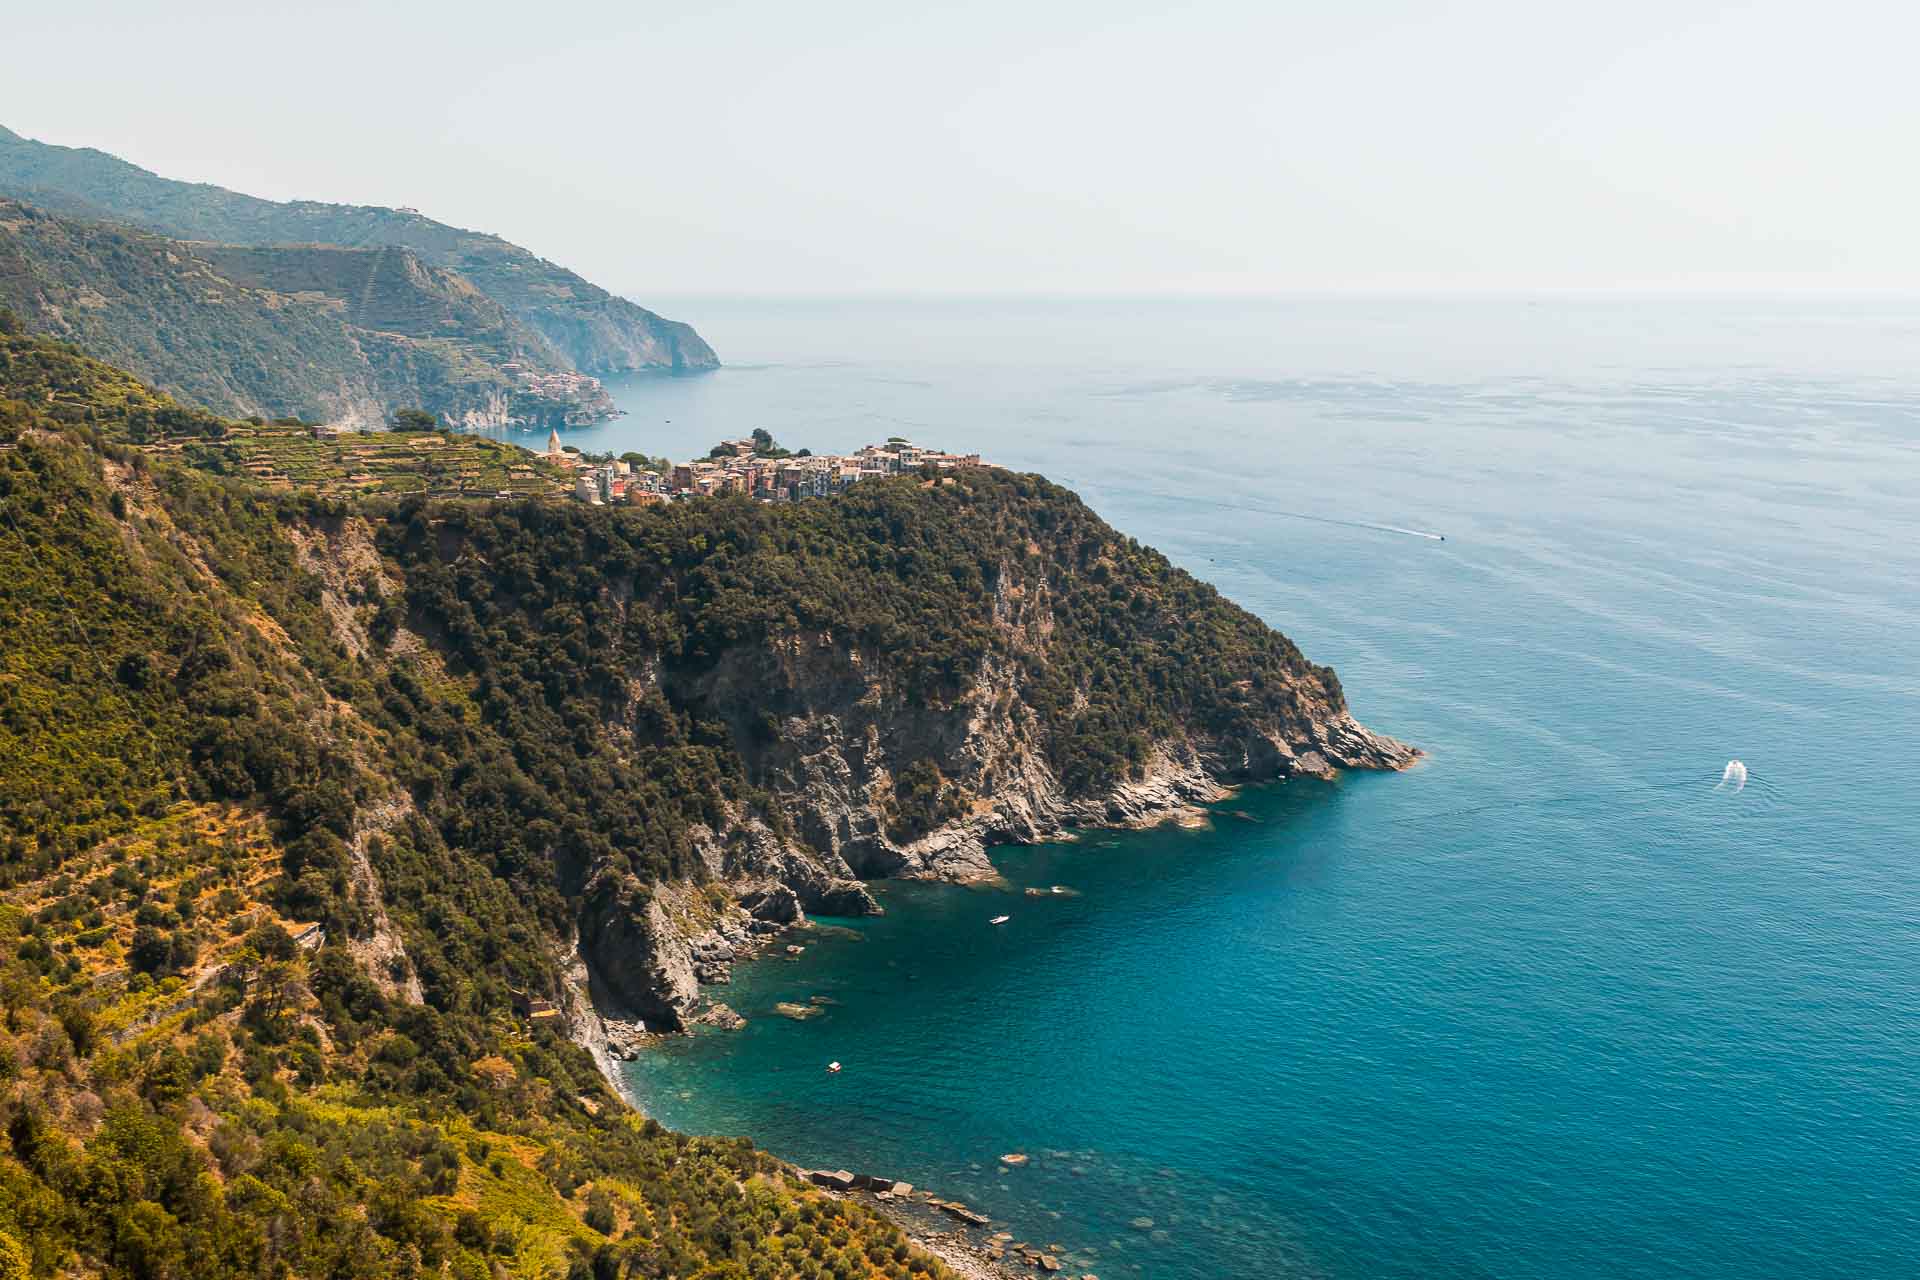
550,298,1919,1278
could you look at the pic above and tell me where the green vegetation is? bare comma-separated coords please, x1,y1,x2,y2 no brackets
749,428,794,459
0,198,611,429
0,332,947,1278
0,329,1347,1278
620,451,673,475
0,124,717,374
175,424,572,498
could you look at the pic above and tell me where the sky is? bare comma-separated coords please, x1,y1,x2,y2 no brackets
5,0,1917,297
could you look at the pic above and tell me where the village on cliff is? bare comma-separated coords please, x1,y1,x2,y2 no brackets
541,429,991,505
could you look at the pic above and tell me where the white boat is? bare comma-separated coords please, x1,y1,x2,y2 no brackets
827,1061,842,1073
990,915,1010,925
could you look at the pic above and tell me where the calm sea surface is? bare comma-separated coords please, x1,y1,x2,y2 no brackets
536,298,1920,1278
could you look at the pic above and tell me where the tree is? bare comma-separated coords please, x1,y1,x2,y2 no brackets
129,924,173,975
0,1231,28,1280
391,408,439,432
750,428,774,452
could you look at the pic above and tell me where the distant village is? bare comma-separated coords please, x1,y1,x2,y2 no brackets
541,429,990,505
497,361,606,404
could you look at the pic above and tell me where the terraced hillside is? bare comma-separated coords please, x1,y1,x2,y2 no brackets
0,198,612,427
0,324,1408,1279
0,325,944,1279
0,123,717,374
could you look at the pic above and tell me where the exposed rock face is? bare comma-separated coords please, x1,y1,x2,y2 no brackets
680,633,1415,887
578,627,1413,1035
740,883,803,924
581,888,700,1030
274,477,1412,1052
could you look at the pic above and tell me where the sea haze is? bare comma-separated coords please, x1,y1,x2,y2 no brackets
524,297,1920,1279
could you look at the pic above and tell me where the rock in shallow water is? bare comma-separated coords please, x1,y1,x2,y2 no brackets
694,1003,746,1030
773,1001,823,1019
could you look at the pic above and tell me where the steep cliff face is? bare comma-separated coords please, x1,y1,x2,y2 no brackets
351,477,1415,1039
580,621,1411,1038
515,294,717,374
0,123,719,373
686,629,1410,888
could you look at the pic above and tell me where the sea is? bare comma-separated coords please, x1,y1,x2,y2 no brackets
528,297,1920,1279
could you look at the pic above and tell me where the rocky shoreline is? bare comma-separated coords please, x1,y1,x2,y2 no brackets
568,714,1414,1087
567,721,1414,1269
572,711,1412,1041
792,1168,1096,1278
561,703,1413,1262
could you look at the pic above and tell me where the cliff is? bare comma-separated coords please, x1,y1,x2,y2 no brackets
0,197,613,426
370,468,1415,1036
0,331,1408,1276
0,123,718,373
0,331,941,1279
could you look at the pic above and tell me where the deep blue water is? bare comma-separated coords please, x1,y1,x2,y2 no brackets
543,298,1918,1278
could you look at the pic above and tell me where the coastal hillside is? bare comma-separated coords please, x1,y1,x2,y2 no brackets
0,329,1406,1276
0,326,946,1280
0,124,718,374
0,198,614,428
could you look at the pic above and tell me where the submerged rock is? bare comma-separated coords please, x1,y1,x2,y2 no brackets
773,1001,823,1020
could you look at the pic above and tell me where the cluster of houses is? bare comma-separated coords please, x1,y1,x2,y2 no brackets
499,361,606,403
543,432,988,506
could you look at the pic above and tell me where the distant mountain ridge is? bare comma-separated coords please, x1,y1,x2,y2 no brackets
0,197,614,427
0,123,717,375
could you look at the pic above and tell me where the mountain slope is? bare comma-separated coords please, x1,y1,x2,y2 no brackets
0,327,942,1279
0,197,613,427
0,330,1408,1276
0,124,717,374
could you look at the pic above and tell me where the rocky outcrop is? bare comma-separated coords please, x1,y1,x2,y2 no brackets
694,1003,746,1030
582,886,700,1030
561,546,1417,1040
581,642,1414,1038
275,473,1411,1055
669,631,1414,889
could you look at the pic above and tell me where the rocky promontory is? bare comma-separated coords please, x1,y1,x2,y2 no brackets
264,460,1413,1056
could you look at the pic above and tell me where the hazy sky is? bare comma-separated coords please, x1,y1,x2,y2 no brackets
6,0,1917,297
